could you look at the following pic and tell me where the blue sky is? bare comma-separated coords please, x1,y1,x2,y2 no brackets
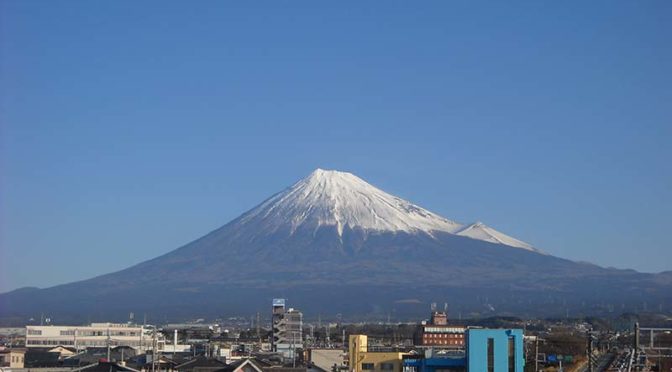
1,1,670,292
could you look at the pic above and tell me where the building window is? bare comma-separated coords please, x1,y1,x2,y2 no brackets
27,329,42,335
508,336,515,372
381,363,395,371
487,338,494,372
362,363,374,370
60,330,75,336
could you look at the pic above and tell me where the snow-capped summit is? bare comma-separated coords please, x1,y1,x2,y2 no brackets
238,168,463,236
236,168,536,251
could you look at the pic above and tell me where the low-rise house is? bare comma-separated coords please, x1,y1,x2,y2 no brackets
216,358,268,372
49,345,78,359
175,355,228,372
72,360,142,372
0,347,26,368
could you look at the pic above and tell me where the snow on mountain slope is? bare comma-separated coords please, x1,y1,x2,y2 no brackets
455,222,537,252
235,169,537,252
238,168,463,236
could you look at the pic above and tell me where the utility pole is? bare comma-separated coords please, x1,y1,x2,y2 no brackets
587,330,594,372
292,331,296,368
534,337,539,372
634,322,640,362
107,327,111,362
152,328,157,372
256,312,261,341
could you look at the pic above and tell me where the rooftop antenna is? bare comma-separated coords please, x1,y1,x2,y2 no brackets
431,302,437,312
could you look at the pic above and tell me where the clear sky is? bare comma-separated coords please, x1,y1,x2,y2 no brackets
1,1,670,293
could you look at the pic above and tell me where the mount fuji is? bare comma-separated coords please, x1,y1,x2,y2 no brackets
0,169,670,323
231,169,536,250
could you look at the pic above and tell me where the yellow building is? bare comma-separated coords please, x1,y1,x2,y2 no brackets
348,335,407,372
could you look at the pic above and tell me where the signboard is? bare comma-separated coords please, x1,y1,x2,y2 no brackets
272,298,286,307
547,355,557,362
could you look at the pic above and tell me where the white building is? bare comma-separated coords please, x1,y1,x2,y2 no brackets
272,306,303,359
26,323,164,351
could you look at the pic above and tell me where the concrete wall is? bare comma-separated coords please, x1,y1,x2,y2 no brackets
309,349,344,372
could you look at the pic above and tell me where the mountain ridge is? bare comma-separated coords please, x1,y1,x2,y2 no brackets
0,168,669,323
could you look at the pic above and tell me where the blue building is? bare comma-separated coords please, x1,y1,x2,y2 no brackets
403,328,524,372
467,329,524,372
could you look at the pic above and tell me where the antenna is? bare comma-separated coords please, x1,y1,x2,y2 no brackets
431,302,437,311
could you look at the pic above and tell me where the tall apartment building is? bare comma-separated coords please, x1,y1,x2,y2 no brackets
25,323,163,351
271,299,303,359
271,298,286,353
